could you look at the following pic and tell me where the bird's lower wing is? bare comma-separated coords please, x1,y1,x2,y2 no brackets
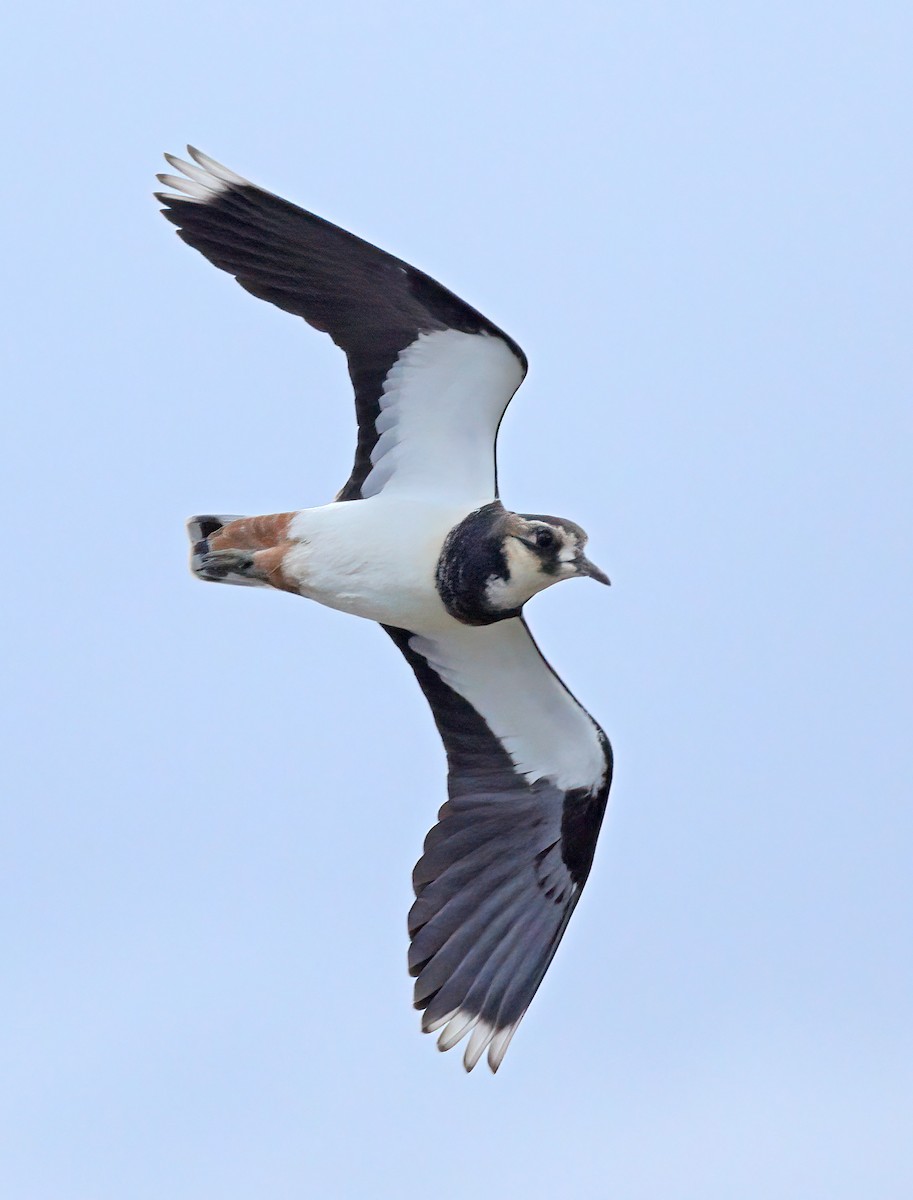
384,618,612,1072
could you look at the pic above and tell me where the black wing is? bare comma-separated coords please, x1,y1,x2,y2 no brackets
385,618,611,1072
156,148,527,502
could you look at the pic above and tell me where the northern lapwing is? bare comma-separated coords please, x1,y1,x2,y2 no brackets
156,148,614,1073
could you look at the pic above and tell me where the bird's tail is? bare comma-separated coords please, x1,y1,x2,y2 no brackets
187,514,243,547
186,512,296,588
187,513,265,586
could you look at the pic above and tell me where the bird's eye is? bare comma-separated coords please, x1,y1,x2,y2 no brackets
534,528,555,549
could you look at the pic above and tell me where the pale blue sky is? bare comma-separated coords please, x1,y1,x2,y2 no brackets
3,2,911,1197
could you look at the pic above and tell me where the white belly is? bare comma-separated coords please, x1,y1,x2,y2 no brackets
284,496,480,631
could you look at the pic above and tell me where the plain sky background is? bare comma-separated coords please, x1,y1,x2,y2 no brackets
2,2,911,1196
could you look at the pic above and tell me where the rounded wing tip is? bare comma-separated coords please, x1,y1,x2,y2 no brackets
424,1008,520,1073
155,146,251,207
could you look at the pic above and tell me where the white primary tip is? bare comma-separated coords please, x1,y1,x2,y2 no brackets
157,147,252,204
436,1010,479,1052
187,146,251,187
486,1022,519,1072
156,172,217,202
421,1007,458,1034
463,1018,497,1072
163,152,228,194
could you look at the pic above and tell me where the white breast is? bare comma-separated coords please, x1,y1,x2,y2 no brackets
284,498,478,630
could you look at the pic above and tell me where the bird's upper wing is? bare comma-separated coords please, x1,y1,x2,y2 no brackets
156,148,527,504
384,617,612,1072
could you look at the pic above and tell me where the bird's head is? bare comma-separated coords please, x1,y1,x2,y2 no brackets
436,504,609,625
495,511,609,602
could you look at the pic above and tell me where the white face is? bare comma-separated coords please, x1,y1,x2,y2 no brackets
483,522,584,611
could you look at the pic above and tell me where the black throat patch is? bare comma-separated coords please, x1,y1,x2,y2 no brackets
435,502,521,626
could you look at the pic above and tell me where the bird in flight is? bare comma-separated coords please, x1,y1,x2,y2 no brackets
155,148,614,1073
